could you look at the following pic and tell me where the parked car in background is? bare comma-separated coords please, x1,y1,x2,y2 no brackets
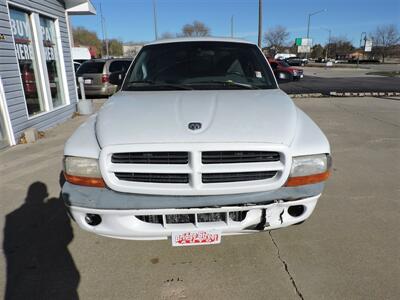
268,58,304,81
76,58,133,97
274,53,296,60
285,56,308,66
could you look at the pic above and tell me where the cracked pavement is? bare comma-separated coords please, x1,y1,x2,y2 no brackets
1,97,399,299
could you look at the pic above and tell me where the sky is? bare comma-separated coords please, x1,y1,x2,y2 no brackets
71,0,400,46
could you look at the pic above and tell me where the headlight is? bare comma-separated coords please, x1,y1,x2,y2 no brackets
286,154,331,186
64,156,105,187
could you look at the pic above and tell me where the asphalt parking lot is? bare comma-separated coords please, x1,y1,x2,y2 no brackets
280,65,400,95
0,97,399,299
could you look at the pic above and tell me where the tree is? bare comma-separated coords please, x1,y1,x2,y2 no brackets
105,39,123,57
72,26,102,56
263,26,289,54
311,44,324,59
327,36,355,58
181,21,210,37
371,24,400,62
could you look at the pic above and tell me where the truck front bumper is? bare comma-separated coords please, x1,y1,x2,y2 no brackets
67,195,319,240
62,182,323,240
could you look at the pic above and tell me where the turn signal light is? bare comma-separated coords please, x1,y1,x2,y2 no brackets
285,171,330,187
64,172,105,188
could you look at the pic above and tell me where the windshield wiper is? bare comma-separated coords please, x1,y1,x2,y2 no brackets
187,80,259,89
126,80,193,90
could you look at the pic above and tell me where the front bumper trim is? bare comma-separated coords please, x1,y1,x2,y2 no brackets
68,195,320,240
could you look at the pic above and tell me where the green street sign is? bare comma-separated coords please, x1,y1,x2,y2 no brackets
295,38,302,46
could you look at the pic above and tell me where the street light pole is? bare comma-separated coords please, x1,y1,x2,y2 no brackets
258,0,262,48
231,15,234,38
306,9,326,59
153,0,158,40
357,32,367,68
321,28,331,61
99,3,109,58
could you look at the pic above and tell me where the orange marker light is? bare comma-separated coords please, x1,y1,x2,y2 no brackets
285,171,330,187
64,172,105,188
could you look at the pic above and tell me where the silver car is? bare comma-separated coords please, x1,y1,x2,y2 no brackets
76,58,132,97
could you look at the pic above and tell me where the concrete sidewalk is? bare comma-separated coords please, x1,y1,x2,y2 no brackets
1,97,399,299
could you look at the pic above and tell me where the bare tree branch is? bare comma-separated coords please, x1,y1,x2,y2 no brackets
263,26,289,53
181,21,210,37
371,24,399,62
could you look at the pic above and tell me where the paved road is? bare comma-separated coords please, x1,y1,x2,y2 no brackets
1,97,399,299
280,76,400,95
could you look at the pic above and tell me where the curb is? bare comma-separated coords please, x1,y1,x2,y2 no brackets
289,92,400,98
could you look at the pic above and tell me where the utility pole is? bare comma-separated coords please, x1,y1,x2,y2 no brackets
153,0,158,40
99,3,109,58
321,28,331,61
231,15,234,38
258,0,262,48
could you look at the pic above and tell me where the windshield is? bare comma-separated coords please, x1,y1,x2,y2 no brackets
122,41,277,91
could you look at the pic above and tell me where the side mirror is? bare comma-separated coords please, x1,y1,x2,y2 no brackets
109,71,125,86
275,71,292,83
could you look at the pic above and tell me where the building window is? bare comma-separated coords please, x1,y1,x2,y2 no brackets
9,8,45,116
39,15,65,108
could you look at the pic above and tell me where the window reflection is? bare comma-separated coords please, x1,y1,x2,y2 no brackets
39,16,64,108
9,8,44,116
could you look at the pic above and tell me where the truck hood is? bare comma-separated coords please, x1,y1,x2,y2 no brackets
95,89,297,147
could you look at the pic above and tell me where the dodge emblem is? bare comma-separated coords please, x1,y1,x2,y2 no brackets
188,122,202,131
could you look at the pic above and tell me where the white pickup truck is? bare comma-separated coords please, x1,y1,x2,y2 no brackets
63,38,331,245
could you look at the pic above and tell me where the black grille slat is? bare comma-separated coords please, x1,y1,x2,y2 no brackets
136,215,163,224
115,172,189,184
202,151,280,164
197,212,226,223
166,214,195,224
202,171,276,183
229,211,248,222
112,152,188,164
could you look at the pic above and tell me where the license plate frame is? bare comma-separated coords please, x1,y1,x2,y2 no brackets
172,230,221,247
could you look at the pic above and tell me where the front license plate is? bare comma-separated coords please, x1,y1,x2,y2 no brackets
84,79,92,84
172,230,221,247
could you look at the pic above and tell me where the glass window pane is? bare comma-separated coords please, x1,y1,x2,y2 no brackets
39,16,64,108
76,61,105,75
9,8,45,116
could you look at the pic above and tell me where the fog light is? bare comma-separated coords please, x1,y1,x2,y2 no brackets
85,214,102,226
288,205,305,217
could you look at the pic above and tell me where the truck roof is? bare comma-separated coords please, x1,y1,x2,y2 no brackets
146,37,255,46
